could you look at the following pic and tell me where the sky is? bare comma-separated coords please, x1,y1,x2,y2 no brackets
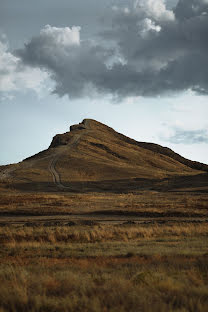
0,0,208,165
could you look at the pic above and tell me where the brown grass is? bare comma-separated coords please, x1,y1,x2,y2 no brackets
1,223,208,244
0,222,208,312
0,191,207,217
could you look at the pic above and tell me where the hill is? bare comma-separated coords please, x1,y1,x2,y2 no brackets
0,119,208,193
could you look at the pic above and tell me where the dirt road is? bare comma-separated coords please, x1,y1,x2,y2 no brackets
48,133,83,190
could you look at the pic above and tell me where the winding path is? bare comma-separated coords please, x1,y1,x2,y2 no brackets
48,132,84,190
48,154,65,189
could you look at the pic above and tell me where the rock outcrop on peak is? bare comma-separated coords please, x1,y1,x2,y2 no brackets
70,124,86,132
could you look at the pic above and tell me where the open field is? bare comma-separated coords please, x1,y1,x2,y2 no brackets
0,179,208,312
0,221,208,312
0,188,207,311
0,189,208,217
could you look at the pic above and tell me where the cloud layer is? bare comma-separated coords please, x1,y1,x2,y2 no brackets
2,0,208,99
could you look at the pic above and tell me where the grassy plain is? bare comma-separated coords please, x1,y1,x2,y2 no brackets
1,171,208,310
0,189,207,217
0,223,208,312
0,200,208,312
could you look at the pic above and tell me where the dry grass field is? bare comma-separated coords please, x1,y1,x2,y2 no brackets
0,189,207,218
0,188,208,312
0,222,208,312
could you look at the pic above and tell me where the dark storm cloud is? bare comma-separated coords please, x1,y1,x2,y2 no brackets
15,0,208,99
168,128,208,144
16,25,115,98
174,0,208,20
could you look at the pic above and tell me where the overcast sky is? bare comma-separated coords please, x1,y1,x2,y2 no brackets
0,0,208,165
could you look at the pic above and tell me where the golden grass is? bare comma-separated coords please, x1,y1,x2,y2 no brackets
1,223,208,244
0,258,208,312
0,222,208,312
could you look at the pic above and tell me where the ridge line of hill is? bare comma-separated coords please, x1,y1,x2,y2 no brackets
82,119,208,173
48,118,208,173
115,132,208,173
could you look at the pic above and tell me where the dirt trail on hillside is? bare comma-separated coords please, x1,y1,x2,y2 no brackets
48,133,84,190
48,120,92,190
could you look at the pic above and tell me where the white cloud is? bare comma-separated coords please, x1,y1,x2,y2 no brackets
17,25,115,98
39,25,81,47
138,18,161,37
134,0,175,21
0,36,48,95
